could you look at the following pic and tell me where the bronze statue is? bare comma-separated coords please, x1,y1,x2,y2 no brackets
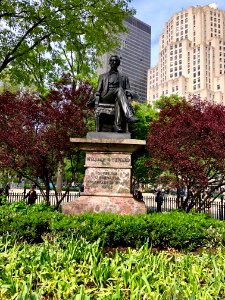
88,55,139,133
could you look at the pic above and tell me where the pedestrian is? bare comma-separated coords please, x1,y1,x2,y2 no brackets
136,190,143,201
155,190,164,212
25,185,37,205
4,183,10,197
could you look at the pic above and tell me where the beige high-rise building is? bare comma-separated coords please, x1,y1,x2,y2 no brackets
147,4,225,105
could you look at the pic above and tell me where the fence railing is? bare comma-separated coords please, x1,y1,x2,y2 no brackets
5,192,80,206
144,196,225,220
3,193,225,220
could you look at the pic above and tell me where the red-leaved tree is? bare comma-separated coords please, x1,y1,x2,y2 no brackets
147,96,225,212
0,76,92,207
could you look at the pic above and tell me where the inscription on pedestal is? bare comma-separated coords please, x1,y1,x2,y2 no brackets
85,153,131,168
63,137,147,215
84,168,131,194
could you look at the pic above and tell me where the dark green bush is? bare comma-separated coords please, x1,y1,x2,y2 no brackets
0,202,53,243
50,211,225,250
1,202,225,250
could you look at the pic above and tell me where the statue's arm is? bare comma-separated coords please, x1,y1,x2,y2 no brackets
87,74,106,108
125,76,131,90
95,75,104,107
96,75,103,94
124,75,139,101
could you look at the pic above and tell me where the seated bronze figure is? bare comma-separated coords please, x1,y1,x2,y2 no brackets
87,55,139,133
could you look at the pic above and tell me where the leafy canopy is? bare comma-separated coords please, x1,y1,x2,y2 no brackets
131,101,158,140
0,77,92,204
130,102,158,185
0,0,134,91
147,95,225,210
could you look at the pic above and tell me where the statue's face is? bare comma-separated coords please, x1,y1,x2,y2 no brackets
109,56,120,69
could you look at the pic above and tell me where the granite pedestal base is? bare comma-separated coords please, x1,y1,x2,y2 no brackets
62,133,147,215
62,195,146,215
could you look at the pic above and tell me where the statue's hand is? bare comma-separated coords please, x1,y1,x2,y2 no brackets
95,93,100,108
125,90,132,98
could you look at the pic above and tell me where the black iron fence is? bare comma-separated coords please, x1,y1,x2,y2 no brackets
3,193,225,220
5,192,80,206
144,196,225,220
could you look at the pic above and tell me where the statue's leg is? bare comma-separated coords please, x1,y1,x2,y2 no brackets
101,90,116,104
94,110,100,132
114,102,123,133
101,90,123,133
116,87,133,119
116,87,139,124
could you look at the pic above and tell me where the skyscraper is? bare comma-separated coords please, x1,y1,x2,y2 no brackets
147,4,225,105
97,16,151,102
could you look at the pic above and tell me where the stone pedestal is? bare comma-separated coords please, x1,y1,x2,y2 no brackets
62,132,147,215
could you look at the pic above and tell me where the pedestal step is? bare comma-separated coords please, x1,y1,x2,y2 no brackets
62,195,147,215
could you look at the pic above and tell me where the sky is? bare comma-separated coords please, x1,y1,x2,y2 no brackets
130,1,225,67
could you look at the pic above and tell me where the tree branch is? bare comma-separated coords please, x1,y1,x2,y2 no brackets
0,16,47,72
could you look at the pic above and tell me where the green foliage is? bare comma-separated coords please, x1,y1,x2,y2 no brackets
131,101,158,140
2,235,225,298
1,202,225,251
130,102,159,184
133,152,161,185
64,150,86,184
154,94,184,110
0,202,53,243
0,0,134,92
143,211,219,250
2,203,225,298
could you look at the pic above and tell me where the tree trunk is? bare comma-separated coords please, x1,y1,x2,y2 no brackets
56,157,64,194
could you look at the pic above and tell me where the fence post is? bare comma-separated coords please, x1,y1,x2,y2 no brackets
219,198,224,220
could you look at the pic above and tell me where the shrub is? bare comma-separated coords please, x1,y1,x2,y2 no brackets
1,202,225,250
0,202,53,243
51,211,225,250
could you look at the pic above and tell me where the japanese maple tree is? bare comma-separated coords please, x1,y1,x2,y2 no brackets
147,96,225,211
0,76,92,207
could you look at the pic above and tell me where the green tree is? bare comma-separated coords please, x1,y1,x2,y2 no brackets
130,102,158,189
0,0,134,92
154,94,184,110
131,101,157,140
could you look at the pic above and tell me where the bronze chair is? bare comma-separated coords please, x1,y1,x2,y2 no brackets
94,91,136,132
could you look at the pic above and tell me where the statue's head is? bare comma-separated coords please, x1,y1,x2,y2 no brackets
109,55,120,69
